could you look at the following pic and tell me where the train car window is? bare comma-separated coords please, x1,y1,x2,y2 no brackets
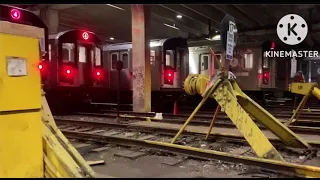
165,50,175,68
78,45,86,63
244,53,253,69
262,54,269,68
62,43,75,63
201,55,209,71
122,53,129,69
262,52,270,68
48,44,51,62
150,50,155,68
111,53,118,69
40,37,46,54
95,47,101,66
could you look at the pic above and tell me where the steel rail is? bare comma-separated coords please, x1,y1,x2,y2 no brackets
69,112,320,132
55,118,320,148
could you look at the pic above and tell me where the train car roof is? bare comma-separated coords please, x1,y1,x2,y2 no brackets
103,37,188,51
49,29,103,45
49,29,96,40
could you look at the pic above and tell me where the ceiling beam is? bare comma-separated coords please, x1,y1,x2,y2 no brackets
210,4,258,28
150,13,201,36
150,5,206,36
49,4,82,10
233,5,269,26
112,4,203,36
160,4,219,31
59,15,131,42
181,5,224,25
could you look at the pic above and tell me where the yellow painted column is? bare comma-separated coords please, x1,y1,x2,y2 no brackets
131,4,151,112
0,22,43,177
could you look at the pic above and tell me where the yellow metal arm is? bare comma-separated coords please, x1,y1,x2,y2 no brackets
175,71,311,161
287,83,320,125
289,82,320,100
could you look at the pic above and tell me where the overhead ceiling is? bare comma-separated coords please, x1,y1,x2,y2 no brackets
14,4,320,47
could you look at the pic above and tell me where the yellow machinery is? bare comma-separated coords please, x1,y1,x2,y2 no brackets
0,5,95,178
287,82,320,125
170,48,311,161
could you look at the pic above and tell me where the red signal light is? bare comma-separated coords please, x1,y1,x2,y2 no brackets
271,41,275,50
39,64,43,70
164,69,174,85
66,69,71,74
11,9,21,20
82,32,89,40
263,71,270,85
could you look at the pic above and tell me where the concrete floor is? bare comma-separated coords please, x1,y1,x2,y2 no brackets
84,147,253,178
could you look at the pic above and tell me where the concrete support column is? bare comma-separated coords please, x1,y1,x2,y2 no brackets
39,7,59,34
131,5,151,112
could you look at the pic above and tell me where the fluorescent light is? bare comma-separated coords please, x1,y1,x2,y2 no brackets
164,23,179,30
150,41,161,47
176,15,182,19
110,37,114,40
205,34,221,41
106,4,125,11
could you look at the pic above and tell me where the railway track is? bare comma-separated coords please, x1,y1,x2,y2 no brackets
73,110,320,128
55,116,320,146
56,117,320,178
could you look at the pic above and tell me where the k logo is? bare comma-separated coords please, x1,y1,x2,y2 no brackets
277,14,308,45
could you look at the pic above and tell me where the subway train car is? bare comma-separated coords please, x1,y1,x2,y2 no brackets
102,38,189,111
41,30,104,110
188,41,291,102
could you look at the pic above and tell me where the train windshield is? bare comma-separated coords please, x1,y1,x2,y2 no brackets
77,42,102,66
62,43,75,63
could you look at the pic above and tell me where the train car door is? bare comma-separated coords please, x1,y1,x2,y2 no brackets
59,42,77,86
310,60,320,84
200,54,210,76
177,48,188,86
119,51,130,89
110,52,119,90
275,58,290,90
78,43,93,86
300,60,309,82
175,48,182,87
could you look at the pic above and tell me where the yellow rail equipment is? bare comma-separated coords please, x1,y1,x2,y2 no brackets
170,48,311,162
0,6,95,178
287,82,320,125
